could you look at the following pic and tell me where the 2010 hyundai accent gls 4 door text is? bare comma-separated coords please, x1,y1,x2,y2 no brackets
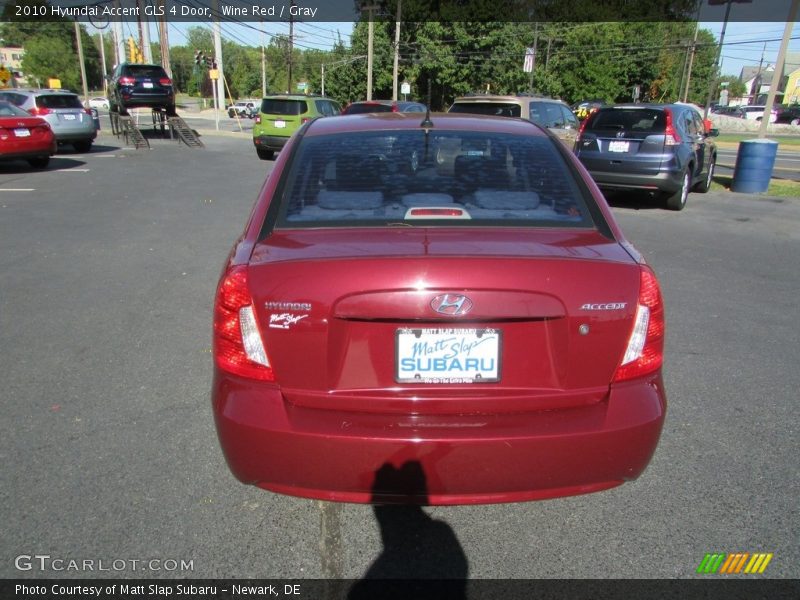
212,112,666,505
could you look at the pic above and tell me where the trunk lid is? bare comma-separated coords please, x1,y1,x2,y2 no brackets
246,228,641,414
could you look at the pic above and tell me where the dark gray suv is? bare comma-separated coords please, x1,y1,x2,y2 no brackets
574,103,718,211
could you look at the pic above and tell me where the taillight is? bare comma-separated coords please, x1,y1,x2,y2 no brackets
213,265,274,381
29,107,51,116
84,109,93,116
664,108,681,146
118,76,135,86
391,104,399,112
301,117,310,124
613,266,664,382
159,77,172,86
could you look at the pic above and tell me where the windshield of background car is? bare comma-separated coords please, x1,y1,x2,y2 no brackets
448,102,522,118
270,130,595,230
261,99,308,115
36,95,83,109
585,108,666,133
0,101,33,117
529,102,564,127
344,103,393,114
124,65,167,78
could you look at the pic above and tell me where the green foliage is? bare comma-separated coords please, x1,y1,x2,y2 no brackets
21,36,79,90
717,75,747,100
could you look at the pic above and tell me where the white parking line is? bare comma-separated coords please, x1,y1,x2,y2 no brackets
53,169,90,172
0,188,35,191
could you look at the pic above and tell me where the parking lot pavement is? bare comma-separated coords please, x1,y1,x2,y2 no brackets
1,133,798,581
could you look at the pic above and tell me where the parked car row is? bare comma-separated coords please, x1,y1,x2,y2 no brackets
0,88,97,168
252,92,717,212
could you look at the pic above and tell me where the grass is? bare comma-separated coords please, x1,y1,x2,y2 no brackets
711,175,800,197
716,133,800,148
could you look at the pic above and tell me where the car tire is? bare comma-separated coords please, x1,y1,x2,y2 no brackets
665,169,690,211
228,109,236,118
694,157,715,194
27,156,49,169
792,118,800,126
256,148,274,160
73,140,92,153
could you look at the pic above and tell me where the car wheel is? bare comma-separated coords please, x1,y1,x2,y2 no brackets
73,140,92,153
256,148,274,160
27,156,49,169
228,109,236,118
791,118,800,126
665,169,690,211
694,157,715,194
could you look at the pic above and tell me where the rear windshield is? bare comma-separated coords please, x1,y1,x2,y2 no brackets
586,108,666,132
261,99,308,116
271,130,594,229
449,102,522,118
36,95,83,109
124,65,167,78
344,103,393,114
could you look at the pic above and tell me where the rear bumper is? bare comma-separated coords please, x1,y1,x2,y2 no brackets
212,372,666,505
119,92,175,109
0,140,56,159
583,168,684,194
253,135,289,152
54,129,97,143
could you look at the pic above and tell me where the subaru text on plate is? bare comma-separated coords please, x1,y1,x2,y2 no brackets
212,112,666,505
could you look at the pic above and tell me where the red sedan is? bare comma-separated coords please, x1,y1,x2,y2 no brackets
212,112,666,505
0,100,56,169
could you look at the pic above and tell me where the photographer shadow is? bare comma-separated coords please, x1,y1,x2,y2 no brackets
348,460,469,600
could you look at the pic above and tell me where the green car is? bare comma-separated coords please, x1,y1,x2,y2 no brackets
253,94,341,160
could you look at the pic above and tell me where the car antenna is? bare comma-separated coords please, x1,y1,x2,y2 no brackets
420,76,433,129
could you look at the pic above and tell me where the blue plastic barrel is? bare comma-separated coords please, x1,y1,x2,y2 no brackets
731,139,778,193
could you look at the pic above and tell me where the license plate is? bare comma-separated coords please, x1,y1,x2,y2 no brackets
396,328,501,383
608,140,630,152
143,82,154,88
63,114,76,120
14,128,30,137
274,119,286,128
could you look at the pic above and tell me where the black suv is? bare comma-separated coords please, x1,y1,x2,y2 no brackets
574,103,718,211
108,63,176,115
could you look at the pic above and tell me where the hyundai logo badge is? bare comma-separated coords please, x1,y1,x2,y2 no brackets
431,294,473,316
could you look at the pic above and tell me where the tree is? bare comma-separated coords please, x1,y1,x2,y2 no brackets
21,36,80,89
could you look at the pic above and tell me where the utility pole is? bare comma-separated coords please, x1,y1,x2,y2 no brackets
321,63,325,96
98,29,108,96
141,13,153,63
113,1,125,66
212,0,225,115
392,0,402,101
158,0,170,77
758,0,799,137
74,22,89,107
261,22,266,97
683,21,700,102
365,4,377,101
288,0,295,93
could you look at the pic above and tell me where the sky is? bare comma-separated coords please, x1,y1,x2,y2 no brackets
102,18,800,81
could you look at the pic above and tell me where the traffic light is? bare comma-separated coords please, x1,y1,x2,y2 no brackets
194,50,203,66
127,38,143,63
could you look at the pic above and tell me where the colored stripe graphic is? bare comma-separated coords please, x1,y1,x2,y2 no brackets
697,553,773,574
